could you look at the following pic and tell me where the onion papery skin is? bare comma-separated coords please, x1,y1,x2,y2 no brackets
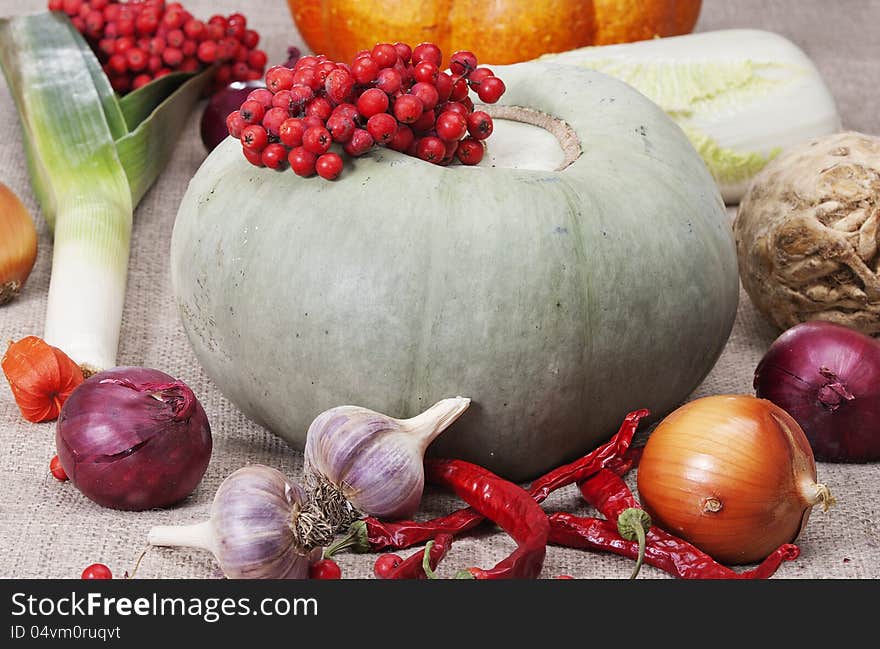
56,367,212,511
636,394,821,565
754,321,880,462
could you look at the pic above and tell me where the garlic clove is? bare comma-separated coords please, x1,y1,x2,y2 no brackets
0,182,38,306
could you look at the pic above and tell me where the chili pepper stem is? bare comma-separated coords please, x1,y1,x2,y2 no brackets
421,541,437,579
617,508,652,580
454,569,476,580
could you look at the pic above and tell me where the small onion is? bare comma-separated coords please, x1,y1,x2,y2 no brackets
636,394,834,565
56,367,212,511
200,80,264,152
754,320,880,462
148,465,322,579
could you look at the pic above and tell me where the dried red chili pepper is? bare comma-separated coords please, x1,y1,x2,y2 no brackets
346,410,650,552
548,513,799,579
549,468,800,579
425,458,549,579
380,533,454,580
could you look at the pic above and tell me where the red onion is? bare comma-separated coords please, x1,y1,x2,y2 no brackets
200,47,301,151
56,367,212,510
754,320,880,462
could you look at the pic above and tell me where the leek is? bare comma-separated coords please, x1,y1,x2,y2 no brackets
0,12,210,373
541,29,842,204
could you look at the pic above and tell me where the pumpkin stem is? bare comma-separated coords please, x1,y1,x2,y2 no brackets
482,104,582,170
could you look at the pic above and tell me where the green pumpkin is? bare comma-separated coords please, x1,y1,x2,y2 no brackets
171,61,738,481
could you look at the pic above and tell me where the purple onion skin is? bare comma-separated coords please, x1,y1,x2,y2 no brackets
754,321,880,462
199,49,301,152
200,80,265,152
56,367,212,511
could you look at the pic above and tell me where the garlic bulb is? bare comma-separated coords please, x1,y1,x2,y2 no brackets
304,397,471,522
0,182,38,306
148,465,321,579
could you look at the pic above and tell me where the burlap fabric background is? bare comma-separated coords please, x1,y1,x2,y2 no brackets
1,0,878,580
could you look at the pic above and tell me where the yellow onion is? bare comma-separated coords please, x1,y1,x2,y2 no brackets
636,394,834,565
0,182,37,306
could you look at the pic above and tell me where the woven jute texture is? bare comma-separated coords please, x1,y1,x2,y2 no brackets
0,0,877,580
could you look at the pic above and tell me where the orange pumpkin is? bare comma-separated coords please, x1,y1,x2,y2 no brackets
287,0,702,65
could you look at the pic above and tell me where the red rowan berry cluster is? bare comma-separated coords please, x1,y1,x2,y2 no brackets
228,42,506,180
48,0,267,95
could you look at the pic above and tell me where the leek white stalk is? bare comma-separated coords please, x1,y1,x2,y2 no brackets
0,12,209,373
541,29,842,204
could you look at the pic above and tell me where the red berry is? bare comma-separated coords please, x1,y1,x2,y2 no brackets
326,113,355,143
146,36,166,55
412,42,442,67
351,56,379,85
247,88,274,109
262,107,288,137
413,60,439,84
288,84,315,114
456,137,484,165
242,145,263,167
450,50,478,77
387,123,414,152
242,29,260,49
393,94,423,124
261,143,288,170
291,66,319,91
279,117,306,147
450,77,469,102
343,128,374,157
316,152,344,180
84,10,105,36
288,146,317,177
325,68,355,104
373,553,403,579
375,67,402,94
476,76,505,103
356,87,389,118
302,126,332,155
162,9,185,30
233,62,251,81
48,0,63,10
108,53,128,75
367,112,398,145
183,19,206,41
434,71,454,102
439,101,468,118
215,64,233,86
410,108,436,134
161,46,183,67
309,558,342,579
135,12,159,36
370,43,398,68
305,96,333,122
217,38,239,62
467,110,493,140
435,111,468,142
393,42,412,64
410,82,439,110
132,74,153,90
49,455,68,481
81,563,112,580
266,66,294,92
459,95,475,113
166,28,185,48
239,99,265,125
62,0,82,17
241,124,268,151
416,135,446,163
196,40,217,63
248,49,268,72
125,48,148,72
332,102,360,122
302,115,324,130
226,111,246,138
469,67,494,83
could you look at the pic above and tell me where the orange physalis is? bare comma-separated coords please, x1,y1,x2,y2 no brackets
1,336,84,423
